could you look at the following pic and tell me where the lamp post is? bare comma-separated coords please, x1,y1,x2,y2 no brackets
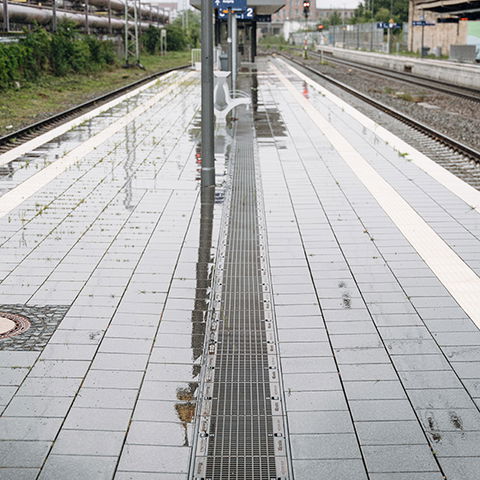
303,0,310,59
200,0,215,186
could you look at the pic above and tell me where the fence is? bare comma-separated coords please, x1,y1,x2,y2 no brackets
290,23,409,53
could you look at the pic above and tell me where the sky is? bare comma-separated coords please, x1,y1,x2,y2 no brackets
317,0,361,8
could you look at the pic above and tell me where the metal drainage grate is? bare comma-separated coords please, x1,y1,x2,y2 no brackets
0,312,31,339
191,109,290,480
0,305,70,351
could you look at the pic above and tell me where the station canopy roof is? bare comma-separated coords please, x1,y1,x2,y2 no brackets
416,0,480,19
190,0,285,15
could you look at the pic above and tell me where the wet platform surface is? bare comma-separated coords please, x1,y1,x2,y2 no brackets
0,59,480,479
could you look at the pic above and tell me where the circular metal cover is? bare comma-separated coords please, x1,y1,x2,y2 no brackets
0,312,31,339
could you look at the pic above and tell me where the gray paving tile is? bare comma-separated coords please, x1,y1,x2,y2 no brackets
126,421,192,446
344,380,406,400
281,357,337,373
3,396,72,417
408,389,474,410
83,370,144,389
440,457,480,480
371,314,424,327
327,321,377,334
74,387,138,409
292,459,368,480
425,431,480,457
335,348,390,364
0,468,39,479
99,338,153,354
288,411,354,434
0,351,40,367
115,474,186,479
277,328,328,343
91,353,149,371
339,364,398,381
0,417,62,441
38,455,117,480
29,360,90,378
279,342,332,357
285,390,347,411
369,474,443,480
0,367,30,386
330,334,383,349
399,371,462,389
350,400,416,421
52,429,125,456
145,364,199,383
384,340,440,355
363,444,438,472
16,377,82,397
0,441,51,467
290,433,361,459
132,400,181,423
41,344,97,361
117,445,190,473
282,372,341,391
391,354,451,371
0,386,17,406
356,420,426,445
63,407,132,431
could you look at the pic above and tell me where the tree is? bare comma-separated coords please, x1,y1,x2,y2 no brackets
329,11,342,26
353,0,408,23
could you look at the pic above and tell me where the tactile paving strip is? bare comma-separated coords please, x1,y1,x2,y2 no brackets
190,111,290,480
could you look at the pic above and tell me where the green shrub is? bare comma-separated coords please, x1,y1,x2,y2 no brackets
166,24,187,51
142,25,161,54
0,22,117,90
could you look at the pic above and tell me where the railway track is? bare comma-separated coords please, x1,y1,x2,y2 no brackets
284,46,480,103
0,64,190,155
278,52,480,164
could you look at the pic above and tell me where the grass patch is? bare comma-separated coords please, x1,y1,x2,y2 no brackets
0,51,190,136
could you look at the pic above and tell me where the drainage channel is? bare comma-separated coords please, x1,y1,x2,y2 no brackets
190,107,290,480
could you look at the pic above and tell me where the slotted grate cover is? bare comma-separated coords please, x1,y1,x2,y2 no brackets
190,109,290,480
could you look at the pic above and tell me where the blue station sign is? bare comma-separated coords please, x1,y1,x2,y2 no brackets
377,22,401,28
217,7,254,20
213,0,247,12
412,20,435,26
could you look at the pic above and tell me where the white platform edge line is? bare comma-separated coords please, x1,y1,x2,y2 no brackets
0,70,183,167
278,57,480,213
271,62,480,328
0,71,196,220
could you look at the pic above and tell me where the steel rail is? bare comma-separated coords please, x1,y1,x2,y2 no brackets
282,46,480,103
278,53,480,163
0,63,190,153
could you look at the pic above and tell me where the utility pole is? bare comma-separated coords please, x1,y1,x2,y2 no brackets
303,0,310,58
227,10,233,87
3,0,9,32
231,12,237,91
108,0,112,34
421,18,425,57
200,0,215,186
85,0,90,34
124,0,140,65
52,0,57,32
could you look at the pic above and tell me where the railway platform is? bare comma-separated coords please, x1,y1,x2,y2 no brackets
0,57,480,480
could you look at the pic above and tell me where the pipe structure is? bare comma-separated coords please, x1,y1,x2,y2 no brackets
88,0,167,23
0,2,157,30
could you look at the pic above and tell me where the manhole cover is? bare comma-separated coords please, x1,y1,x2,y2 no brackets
0,312,31,339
